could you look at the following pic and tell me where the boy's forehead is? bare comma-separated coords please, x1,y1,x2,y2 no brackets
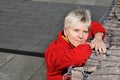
69,26,89,31
71,23,89,29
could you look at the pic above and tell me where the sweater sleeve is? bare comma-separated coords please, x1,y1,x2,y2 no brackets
89,22,107,39
45,44,92,71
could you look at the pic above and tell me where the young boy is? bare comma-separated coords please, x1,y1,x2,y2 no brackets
45,9,106,80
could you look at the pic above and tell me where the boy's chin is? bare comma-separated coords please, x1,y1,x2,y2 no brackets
74,43,86,47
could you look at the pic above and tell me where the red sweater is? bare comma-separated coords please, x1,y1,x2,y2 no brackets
45,22,106,80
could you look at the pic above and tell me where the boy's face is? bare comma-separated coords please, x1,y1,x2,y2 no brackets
64,24,89,47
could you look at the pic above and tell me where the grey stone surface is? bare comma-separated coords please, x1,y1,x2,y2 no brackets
0,52,15,68
0,42,21,49
88,75,119,80
0,0,108,53
93,67,120,75
0,54,44,80
95,0,113,6
32,0,113,6
30,63,46,80
74,0,98,5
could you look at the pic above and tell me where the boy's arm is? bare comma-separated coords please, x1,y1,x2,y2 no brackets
90,22,107,54
45,44,92,71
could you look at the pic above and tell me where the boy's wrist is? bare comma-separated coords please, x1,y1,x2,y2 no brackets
95,32,103,39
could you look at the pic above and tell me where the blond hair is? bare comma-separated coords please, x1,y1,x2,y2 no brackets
64,9,91,28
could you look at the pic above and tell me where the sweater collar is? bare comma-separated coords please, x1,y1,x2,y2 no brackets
58,31,75,48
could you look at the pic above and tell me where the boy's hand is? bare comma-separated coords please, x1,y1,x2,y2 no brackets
91,33,106,55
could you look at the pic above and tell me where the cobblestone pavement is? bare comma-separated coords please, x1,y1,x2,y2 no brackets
1,0,120,80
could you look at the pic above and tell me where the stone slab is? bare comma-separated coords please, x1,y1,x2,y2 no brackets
0,54,44,80
30,63,46,80
0,52,15,68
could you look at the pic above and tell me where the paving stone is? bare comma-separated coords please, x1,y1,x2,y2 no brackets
0,55,44,80
111,41,120,45
30,62,46,80
0,20,16,26
0,52,15,68
104,36,111,42
0,30,6,36
0,36,13,42
118,76,120,80
34,46,46,53
0,15,12,21
88,75,119,80
17,44,46,53
10,18,34,23
1,0,29,3
17,45,38,52
108,55,120,61
33,0,74,4
0,8,20,14
9,38,40,45
93,67,120,75
85,59,99,66
95,0,113,6
0,1,10,5
38,39,53,46
110,46,120,50
30,33,56,40
107,50,120,56
0,42,21,49
100,61,120,67
89,53,107,61
3,31,33,38
74,0,97,5
12,2,30,7
0,13,17,19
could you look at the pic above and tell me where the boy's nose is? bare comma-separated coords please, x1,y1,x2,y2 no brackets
78,32,83,39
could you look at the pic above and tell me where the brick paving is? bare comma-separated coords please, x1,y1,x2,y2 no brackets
1,0,120,80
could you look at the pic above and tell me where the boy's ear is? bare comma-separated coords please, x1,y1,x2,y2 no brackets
63,27,67,36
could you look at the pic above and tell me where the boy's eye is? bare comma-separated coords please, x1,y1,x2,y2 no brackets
83,31,88,33
74,29,79,32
